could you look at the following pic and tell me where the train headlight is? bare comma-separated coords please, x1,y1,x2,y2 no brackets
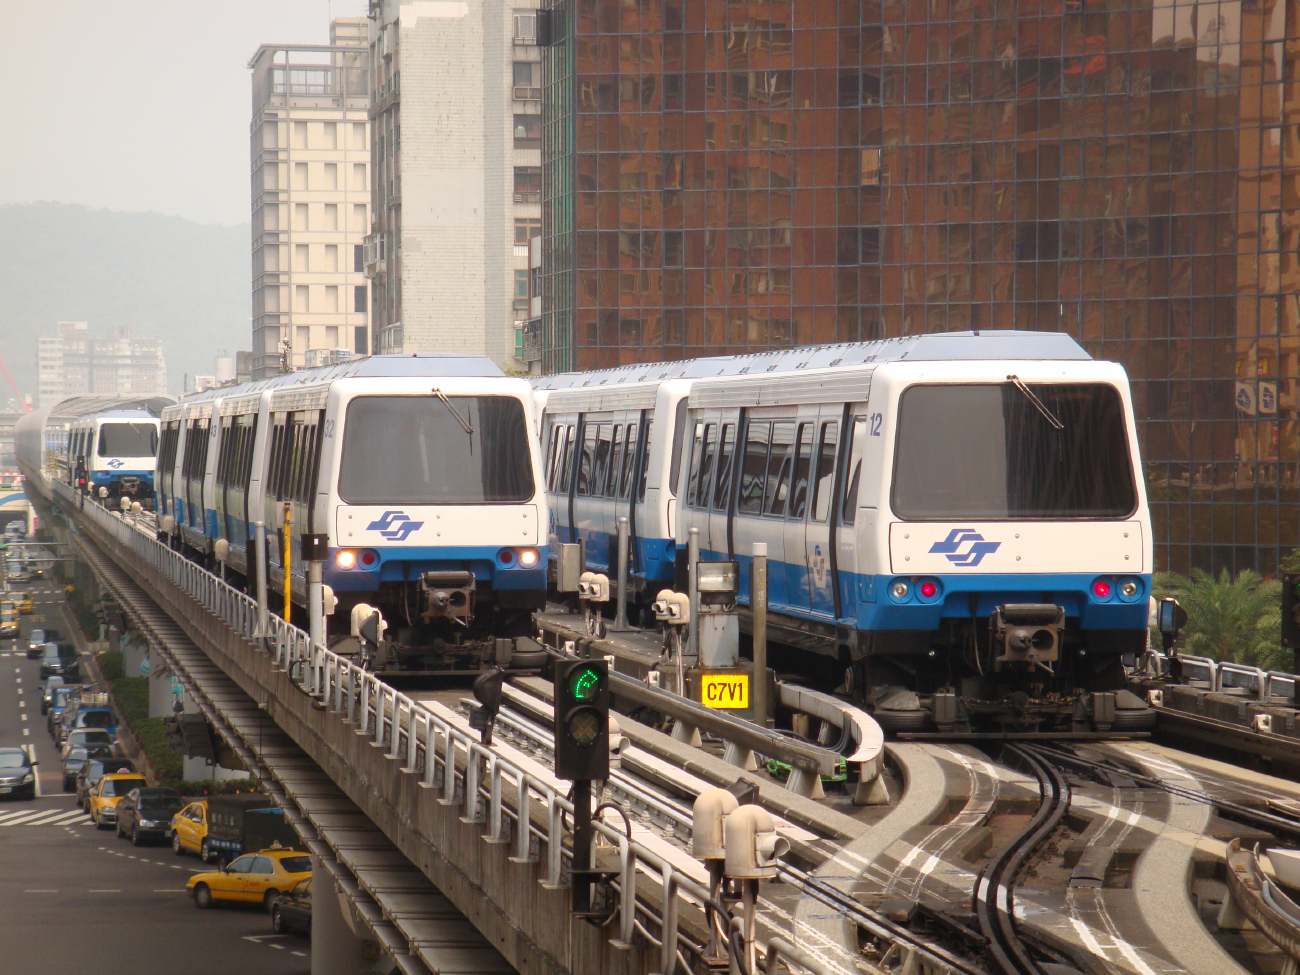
890,580,911,601
336,550,357,570
1091,579,1112,599
1119,579,1141,599
517,548,540,568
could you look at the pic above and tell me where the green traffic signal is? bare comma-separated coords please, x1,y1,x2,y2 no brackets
570,665,602,702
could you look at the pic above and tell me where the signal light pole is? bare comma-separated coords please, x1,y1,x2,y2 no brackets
552,655,609,914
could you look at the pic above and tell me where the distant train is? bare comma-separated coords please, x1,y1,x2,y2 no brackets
152,354,546,673
16,399,167,507
536,332,1155,733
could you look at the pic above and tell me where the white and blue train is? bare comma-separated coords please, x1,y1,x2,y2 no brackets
155,354,547,673
538,332,1154,732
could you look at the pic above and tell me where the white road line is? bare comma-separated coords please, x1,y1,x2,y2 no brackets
48,811,84,825
269,944,285,950
291,951,306,958
87,889,121,893
0,811,52,826
24,889,58,893
21,728,28,736
21,810,73,825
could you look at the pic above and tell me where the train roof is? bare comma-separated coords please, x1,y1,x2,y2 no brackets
16,396,174,433
171,353,506,408
531,331,1091,391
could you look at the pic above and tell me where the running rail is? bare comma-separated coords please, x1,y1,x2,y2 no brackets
59,483,754,975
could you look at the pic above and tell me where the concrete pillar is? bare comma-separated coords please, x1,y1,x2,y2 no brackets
312,860,393,975
120,632,147,677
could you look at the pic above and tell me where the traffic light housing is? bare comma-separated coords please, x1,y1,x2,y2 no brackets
553,658,609,781
1282,573,1300,650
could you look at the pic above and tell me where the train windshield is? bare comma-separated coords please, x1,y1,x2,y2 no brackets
338,395,534,504
891,382,1136,519
97,423,158,458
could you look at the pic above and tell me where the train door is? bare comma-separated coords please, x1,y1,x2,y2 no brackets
587,418,615,571
215,416,234,541
834,410,870,619
731,414,795,608
781,410,818,614
706,416,736,561
805,413,841,617
681,413,716,558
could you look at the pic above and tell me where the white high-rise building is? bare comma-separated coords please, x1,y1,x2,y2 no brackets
36,322,167,407
249,19,371,379
363,0,539,368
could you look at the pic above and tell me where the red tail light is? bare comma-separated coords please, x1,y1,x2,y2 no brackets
1092,580,1111,599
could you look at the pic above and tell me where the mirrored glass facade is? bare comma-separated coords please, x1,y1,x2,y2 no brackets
540,0,1300,574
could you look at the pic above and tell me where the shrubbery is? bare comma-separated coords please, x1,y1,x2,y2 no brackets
107,674,182,782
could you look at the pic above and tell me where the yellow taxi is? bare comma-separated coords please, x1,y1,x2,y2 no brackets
11,592,32,614
0,602,17,637
86,772,148,829
170,800,210,859
187,848,312,912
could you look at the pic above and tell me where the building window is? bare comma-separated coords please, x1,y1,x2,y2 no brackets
354,244,364,273
514,166,541,203
513,9,536,43
515,217,542,246
354,326,368,355
514,114,541,149
354,285,367,313
515,269,530,301
513,62,541,100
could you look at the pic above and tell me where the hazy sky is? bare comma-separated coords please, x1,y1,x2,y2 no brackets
0,0,368,226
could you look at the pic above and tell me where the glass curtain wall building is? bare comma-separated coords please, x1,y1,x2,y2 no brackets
540,0,1300,575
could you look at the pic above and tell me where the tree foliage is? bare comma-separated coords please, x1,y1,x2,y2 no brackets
1152,568,1286,671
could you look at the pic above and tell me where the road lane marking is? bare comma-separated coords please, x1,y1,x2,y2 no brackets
20,810,72,825
24,889,58,893
87,889,121,893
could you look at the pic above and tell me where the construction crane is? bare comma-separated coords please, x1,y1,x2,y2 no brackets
0,351,30,413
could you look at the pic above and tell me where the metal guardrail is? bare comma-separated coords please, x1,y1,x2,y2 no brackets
1176,654,1297,703
62,483,746,975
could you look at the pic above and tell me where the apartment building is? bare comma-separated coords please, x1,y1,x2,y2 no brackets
249,19,371,379
539,0,1300,576
363,0,540,368
36,322,167,406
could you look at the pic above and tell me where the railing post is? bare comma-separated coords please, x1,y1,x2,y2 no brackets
374,685,387,746
423,721,440,789
441,733,457,804
254,520,269,639
544,793,565,889
511,775,535,864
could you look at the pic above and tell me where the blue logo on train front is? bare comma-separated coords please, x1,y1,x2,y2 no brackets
106,458,124,469
366,510,424,542
929,529,1001,567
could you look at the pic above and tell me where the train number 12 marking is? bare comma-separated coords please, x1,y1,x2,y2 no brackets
869,412,883,436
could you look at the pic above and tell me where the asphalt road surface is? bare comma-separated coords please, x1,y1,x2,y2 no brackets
0,570,309,974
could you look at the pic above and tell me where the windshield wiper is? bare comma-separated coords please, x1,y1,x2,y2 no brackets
431,388,474,436
1006,374,1064,431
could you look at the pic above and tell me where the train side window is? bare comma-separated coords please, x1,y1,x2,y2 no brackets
811,421,838,523
620,422,638,500
606,425,624,498
638,426,651,502
545,425,562,491
763,421,796,518
267,422,284,498
738,421,771,515
695,423,717,509
576,424,597,496
592,423,612,498
667,399,689,500
559,424,576,493
685,422,705,505
841,416,868,526
712,423,736,511
787,423,812,520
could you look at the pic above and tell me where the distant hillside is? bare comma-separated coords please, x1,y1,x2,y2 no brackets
0,202,250,398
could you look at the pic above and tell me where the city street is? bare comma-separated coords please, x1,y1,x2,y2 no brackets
0,573,308,974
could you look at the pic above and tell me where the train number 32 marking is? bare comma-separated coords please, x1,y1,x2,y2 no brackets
701,674,750,709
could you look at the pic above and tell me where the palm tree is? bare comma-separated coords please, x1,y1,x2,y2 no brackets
1152,568,1287,671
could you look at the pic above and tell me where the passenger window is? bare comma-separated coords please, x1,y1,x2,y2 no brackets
841,417,868,526
228,856,253,873
606,425,624,498
712,423,736,512
788,423,812,520
251,856,274,874
592,423,612,497
695,424,717,509
738,421,771,515
619,423,637,499
811,422,838,523
576,424,597,496
685,422,705,504
763,422,796,518
560,425,576,493
667,399,689,501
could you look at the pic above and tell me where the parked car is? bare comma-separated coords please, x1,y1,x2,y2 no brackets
40,676,65,715
11,592,32,614
76,757,136,809
171,799,209,859
271,878,312,936
202,795,298,867
58,700,113,745
26,628,45,659
116,787,184,846
40,643,80,681
86,772,148,828
61,728,114,759
62,742,115,791
187,849,313,912
0,747,35,800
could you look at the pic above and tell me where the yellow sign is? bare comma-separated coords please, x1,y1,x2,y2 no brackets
701,674,749,709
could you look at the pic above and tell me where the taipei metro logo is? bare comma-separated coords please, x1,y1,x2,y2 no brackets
929,529,1001,567
106,459,124,469
366,510,424,541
